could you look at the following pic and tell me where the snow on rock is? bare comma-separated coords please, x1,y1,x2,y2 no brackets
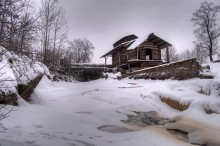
0,58,17,94
209,62,220,79
104,72,121,79
188,129,220,146
200,63,215,77
0,46,51,95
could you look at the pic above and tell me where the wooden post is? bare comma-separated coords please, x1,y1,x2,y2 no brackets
128,63,131,72
118,50,121,66
166,45,170,63
159,49,161,60
104,56,107,72
137,48,139,59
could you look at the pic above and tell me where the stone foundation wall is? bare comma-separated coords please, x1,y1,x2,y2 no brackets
127,58,201,80
18,75,43,101
0,75,44,105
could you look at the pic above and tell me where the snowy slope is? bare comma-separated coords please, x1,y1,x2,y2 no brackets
0,46,51,95
0,62,219,146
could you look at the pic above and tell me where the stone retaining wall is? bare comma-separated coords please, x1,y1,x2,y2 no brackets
0,75,44,105
127,58,201,80
18,75,43,101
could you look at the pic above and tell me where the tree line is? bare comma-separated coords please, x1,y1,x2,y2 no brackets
0,0,94,72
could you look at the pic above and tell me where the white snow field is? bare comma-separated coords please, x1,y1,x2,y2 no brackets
0,63,220,146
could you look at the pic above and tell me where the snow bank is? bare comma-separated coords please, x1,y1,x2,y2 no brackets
0,46,51,95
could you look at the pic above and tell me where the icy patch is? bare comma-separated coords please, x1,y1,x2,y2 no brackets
122,111,169,127
97,125,134,133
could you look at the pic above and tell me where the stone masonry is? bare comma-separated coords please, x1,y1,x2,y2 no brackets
126,58,201,80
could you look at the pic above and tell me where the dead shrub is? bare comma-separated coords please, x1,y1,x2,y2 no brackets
160,96,190,111
204,105,220,114
198,87,211,96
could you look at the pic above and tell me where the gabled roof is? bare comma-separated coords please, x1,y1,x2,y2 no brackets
100,33,172,58
100,34,137,58
113,34,137,48
127,34,149,50
147,33,172,48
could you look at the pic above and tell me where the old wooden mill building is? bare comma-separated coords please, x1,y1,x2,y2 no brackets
101,33,172,72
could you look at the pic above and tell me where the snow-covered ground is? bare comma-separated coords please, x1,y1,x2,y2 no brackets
0,63,220,146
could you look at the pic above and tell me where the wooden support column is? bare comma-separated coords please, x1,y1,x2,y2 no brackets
104,56,107,72
118,50,121,66
166,44,170,63
128,63,131,72
159,49,161,60
137,47,139,59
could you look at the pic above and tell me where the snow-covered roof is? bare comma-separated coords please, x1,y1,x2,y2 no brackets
100,33,172,58
100,39,135,58
127,34,149,50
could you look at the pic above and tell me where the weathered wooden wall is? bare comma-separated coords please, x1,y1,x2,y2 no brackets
127,49,137,61
152,49,160,60
111,38,163,68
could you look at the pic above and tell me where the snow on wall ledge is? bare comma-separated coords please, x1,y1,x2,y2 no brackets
127,58,201,80
0,46,51,104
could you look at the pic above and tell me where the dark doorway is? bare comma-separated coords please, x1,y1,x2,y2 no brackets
146,49,152,60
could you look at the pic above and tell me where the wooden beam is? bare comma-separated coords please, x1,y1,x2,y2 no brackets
128,63,131,72
118,50,121,66
159,49,161,60
104,56,107,72
166,44,170,63
139,45,158,50
137,48,139,59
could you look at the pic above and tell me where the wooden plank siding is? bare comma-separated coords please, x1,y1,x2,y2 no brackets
128,49,137,60
139,48,146,60
152,49,160,60
101,33,172,71
112,47,161,67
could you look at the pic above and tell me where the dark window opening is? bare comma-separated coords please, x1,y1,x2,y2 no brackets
146,49,152,60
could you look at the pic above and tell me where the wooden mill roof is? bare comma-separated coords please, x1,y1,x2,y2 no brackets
100,33,172,58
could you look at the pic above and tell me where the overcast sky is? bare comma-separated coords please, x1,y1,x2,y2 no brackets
56,0,220,63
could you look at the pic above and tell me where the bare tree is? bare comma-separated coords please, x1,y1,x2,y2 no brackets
161,46,179,62
192,1,220,62
181,49,193,60
51,7,67,71
39,0,67,70
67,38,94,64
192,41,208,64
0,0,37,55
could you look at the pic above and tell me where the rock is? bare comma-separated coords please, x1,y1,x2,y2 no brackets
121,111,169,127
